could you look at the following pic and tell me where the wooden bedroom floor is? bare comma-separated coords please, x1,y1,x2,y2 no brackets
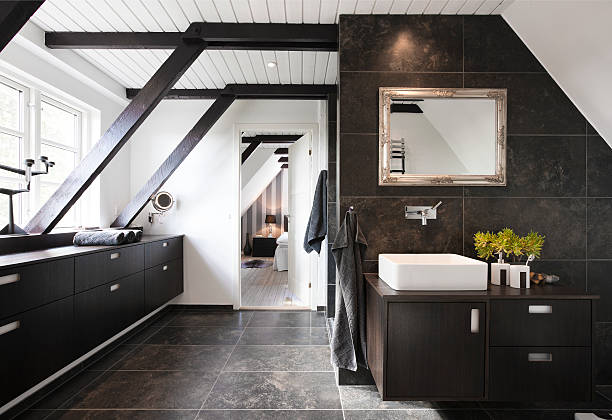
240,257,306,308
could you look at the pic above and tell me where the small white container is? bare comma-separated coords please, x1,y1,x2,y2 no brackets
491,262,510,286
510,265,530,289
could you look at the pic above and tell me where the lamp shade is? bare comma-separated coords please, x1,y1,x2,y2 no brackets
265,215,277,224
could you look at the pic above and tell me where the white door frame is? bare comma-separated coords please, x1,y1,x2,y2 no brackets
232,122,325,310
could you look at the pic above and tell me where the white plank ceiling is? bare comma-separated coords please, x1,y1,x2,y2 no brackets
30,0,514,89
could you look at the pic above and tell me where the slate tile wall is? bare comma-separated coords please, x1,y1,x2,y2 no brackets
332,14,612,386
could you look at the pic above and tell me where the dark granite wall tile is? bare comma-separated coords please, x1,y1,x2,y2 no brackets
463,16,545,73
339,15,463,72
464,73,585,135
588,136,612,197
327,244,336,285
326,285,335,318
465,136,586,197
328,122,337,162
588,261,612,322
328,166,337,202
596,323,612,384
588,199,612,259
530,260,586,291
328,202,337,238
463,198,586,260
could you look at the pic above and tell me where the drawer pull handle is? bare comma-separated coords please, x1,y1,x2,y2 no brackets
0,321,20,336
110,252,120,260
110,283,120,292
529,305,552,314
163,265,168,271
470,308,479,333
0,273,19,286
162,242,168,247
528,353,553,362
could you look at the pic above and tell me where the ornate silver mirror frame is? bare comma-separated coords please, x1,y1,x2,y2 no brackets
379,87,507,186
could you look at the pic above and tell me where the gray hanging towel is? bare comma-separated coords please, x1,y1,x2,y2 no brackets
330,209,368,371
303,170,328,254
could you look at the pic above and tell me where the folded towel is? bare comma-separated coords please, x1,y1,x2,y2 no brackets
303,170,328,254
73,230,126,246
122,230,136,244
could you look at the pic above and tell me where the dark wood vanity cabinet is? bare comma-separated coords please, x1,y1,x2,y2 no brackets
366,275,597,402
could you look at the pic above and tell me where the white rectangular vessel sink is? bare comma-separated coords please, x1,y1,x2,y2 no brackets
378,254,488,291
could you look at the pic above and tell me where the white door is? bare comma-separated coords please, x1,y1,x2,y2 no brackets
288,133,312,306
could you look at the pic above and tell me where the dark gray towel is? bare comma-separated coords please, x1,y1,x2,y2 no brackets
330,210,368,371
303,170,328,254
73,230,125,246
122,230,136,243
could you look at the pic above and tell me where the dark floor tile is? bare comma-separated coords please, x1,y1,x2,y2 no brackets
480,395,612,410
248,311,311,327
224,345,332,372
149,309,182,326
166,311,253,328
595,323,612,384
239,327,328,345
337,364,376,386
463,16,545,73
588,261,612,321
29,371,104,410
339,15,462,72
529,260,586,291
146,326,243,345
464,198,586,260
343,410,490,420
311,311,326,327
487,410,574,420
588,136,612,197
111,344,233,372
464,73,585,135
9,410,53,420
203,371,341,409
62,370,217,409
465,136,586,197
46,410,196,419
120,324,163,345
86,345,139,371
588,199,612,259
339,385,434,409
340,197,463,260
196,410,344,419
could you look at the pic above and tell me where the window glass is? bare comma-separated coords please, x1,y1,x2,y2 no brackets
41,100,77,147
0,132,21,171
40,144,75,184
0,82,21,131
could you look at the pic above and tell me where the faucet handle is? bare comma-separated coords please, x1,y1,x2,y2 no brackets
431,201,442,210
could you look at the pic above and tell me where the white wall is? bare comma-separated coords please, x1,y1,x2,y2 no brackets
128,100,322,305
503,0,612,146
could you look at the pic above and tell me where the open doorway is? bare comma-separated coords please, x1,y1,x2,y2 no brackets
239,128,313,309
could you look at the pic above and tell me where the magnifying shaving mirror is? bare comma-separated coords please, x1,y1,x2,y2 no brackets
149,191,174,223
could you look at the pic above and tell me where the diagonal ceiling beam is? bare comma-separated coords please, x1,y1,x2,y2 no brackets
0,1,45,52
274,148,288,155
111,93,236,228
46,23,338,51
242,135,302,143
25,41,206,234
241,141,261,164
278,157,288,163
126,85,337,100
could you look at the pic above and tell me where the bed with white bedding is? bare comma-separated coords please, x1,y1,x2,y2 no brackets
273,232,288,271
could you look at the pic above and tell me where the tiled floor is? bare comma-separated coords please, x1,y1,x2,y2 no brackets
7,309,612,420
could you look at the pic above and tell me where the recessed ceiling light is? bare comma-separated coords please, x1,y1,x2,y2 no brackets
267,61,277,68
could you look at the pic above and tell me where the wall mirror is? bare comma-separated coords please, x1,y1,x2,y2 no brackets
379,88,507,186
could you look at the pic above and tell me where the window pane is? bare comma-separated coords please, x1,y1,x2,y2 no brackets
40,144,75,184
0,82,21,131
39,182,75,227
41,100,77,147
0,179,22,228
0,132,21,172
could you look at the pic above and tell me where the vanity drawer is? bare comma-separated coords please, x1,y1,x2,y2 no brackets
489,347,591,401
0,258,74,320
75,244,144,293
490,300,591,346
145,258,183,313
145,237,182,268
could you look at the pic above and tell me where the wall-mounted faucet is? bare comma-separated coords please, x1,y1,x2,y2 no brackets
405,201,442,226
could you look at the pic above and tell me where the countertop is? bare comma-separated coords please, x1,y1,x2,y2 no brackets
0,234,183,269
365,273,599,300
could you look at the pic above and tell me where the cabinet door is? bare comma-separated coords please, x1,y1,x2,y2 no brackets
145,259,182,313
386,302,486,399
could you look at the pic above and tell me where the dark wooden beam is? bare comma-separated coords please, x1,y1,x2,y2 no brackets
0,1,45,52
111,94,236,228
281,164,289,169
126,84,337,100
46,23,338,51
241,141,261,164
274,148,288,155
25,42,206,234
278,157,288,163
242,135,302,144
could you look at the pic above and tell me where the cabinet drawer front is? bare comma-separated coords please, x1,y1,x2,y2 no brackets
0,258,74,320
75,245,144,292
490,300,591,346
74,272,144,356
145,259,183,313
489,347,591,401
145,238,182,268
0,296,74,406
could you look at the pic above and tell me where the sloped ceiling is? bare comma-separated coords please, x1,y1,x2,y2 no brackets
503,0,612,146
